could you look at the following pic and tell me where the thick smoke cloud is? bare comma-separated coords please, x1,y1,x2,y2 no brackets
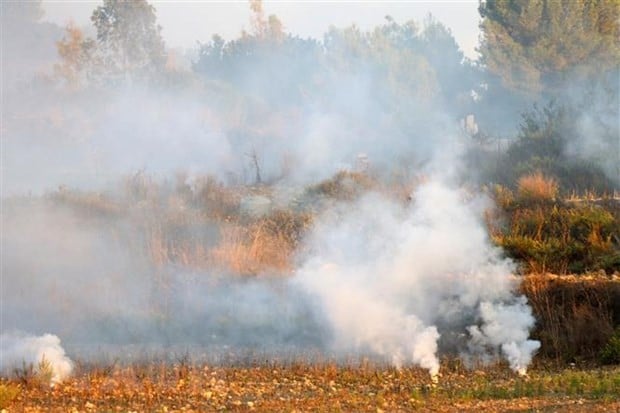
295,180,540,377
0,332,73,385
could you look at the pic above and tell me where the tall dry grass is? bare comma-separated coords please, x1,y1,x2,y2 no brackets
521,274,620,363
517,172,559,203
209,211,312,275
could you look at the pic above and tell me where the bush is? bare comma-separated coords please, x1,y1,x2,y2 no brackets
492,202,620,274
600,328,620,365
494,102,618,194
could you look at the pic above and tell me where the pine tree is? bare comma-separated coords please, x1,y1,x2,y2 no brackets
479,0,619,97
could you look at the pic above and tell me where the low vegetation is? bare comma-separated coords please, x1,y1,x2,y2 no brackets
489,185,620,275
2,361,619,412
522,275,620,363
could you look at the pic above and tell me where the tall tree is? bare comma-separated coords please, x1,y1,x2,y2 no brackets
91,0,166,82
55,23,96,88
418,16,480,115
323,18,440,105
479,0,619,97
194,0,320,106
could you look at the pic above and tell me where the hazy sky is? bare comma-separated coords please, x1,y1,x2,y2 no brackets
41,1,481,59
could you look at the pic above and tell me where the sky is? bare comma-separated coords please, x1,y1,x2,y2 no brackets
41,1,482,59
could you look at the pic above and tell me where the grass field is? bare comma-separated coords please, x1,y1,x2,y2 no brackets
3,361,619,412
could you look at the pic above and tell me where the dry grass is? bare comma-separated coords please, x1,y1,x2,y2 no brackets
209,223,292,274
521,274,620,362
517,172,559,203
0,383,20,409
194,175,241,219
5,362,619,412
307,170,377,200
209,211,312,275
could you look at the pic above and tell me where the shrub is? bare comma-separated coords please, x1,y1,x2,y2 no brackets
492,202,619,274
600,328,620,365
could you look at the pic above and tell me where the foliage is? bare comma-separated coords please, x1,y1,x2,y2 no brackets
323,19,439,106
193,1,320,106
210,210,313,274
479,0,620,97
1,0,63,87
305,171,377,201
11,358,55,388
55,23,96,88
36,356,54,387
194,8,474,120
55,0,166,86
91,0,166,81
494,202,620,274
600,327,620,365
494,102,617,193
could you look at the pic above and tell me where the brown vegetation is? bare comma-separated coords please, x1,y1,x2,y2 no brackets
4,361,619,412
521,274,620,363
517,172,558,203
209,210,312,275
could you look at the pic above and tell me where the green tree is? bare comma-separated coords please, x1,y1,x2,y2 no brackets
194,0,320,106
498,102,616,192
418,16,480,115
323,18,439,106
91,0,166,83
479,0,619,97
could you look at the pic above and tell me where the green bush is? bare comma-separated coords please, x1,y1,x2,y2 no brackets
493,202,620,274
600,328,620,365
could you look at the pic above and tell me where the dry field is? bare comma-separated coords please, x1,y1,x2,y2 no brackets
3,362,619,412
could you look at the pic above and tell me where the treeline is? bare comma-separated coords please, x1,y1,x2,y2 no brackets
3,0,619,193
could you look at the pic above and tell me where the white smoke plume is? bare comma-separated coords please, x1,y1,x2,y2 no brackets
295,179,540,377
467,299,541,375
1,332,73,385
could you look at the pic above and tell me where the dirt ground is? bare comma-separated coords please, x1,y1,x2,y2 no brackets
4,363,619,412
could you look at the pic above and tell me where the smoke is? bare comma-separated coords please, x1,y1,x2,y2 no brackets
0,332,73,385
0,200,326,362
0,180,540,378
294,180,540,377
0,3,547,381
467,299,541,375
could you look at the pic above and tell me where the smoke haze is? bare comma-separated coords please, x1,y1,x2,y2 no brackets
7,0,618,383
